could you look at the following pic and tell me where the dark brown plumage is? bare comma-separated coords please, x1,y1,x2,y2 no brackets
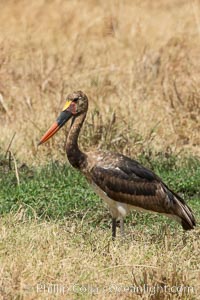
39,91,196,238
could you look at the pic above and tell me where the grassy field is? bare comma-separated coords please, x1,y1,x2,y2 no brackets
0,155,200,299
0,0,200,299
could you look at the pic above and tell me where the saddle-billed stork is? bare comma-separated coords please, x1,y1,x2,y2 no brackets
38,91,196,238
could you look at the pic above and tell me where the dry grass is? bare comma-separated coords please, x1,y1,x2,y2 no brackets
0,0,200,164
0,212,200,300
0,1,200,299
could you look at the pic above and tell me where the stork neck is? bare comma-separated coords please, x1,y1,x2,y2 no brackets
66,112,86,169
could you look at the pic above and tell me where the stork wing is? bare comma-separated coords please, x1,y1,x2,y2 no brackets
90,156,171,213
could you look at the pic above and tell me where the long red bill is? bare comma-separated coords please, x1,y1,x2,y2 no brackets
38,122,60,146
38,110,73,146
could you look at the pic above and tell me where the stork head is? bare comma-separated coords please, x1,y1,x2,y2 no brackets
38,90,88,145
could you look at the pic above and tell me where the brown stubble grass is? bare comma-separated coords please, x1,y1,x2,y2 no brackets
1,212,200,300
0,0,200,164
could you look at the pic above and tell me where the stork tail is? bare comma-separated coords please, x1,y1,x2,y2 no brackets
173,196,196,230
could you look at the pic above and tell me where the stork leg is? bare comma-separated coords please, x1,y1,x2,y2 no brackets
120,218,125,237
112,218,117,240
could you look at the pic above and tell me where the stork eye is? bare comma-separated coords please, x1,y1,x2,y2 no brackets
73,97,79,102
